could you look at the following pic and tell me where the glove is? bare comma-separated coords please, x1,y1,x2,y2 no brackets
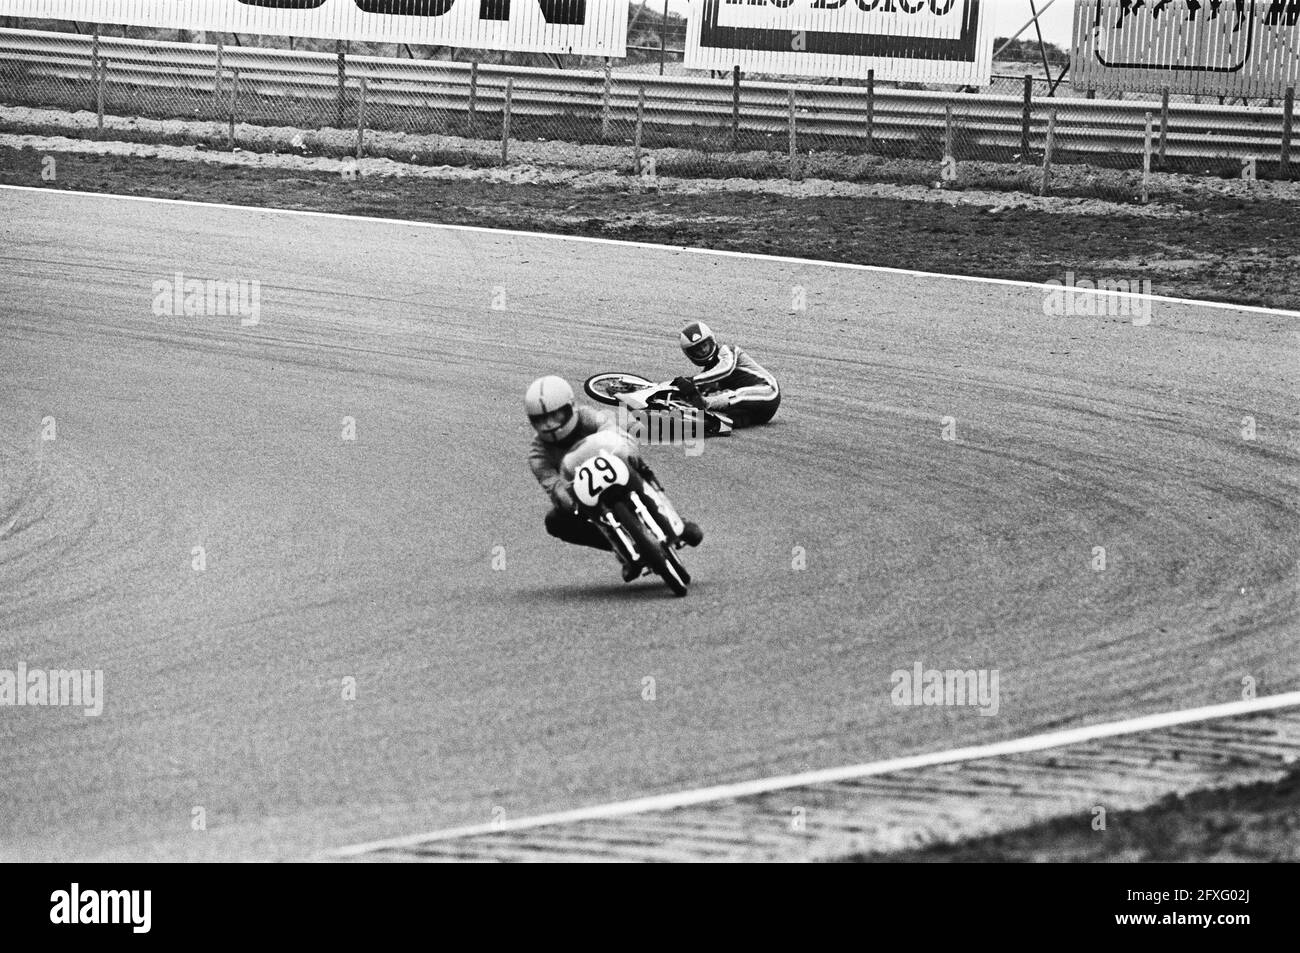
634,459,661,489
553,483,578,514
670,376,708,410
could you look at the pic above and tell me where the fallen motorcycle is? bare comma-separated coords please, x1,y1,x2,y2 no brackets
583,372,733,438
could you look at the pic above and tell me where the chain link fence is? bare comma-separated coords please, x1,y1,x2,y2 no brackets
1,26,1295,203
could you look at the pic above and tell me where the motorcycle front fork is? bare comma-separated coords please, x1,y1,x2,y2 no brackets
596,510,640,568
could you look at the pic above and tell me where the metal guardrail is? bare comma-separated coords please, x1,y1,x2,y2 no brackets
0,28,1292,160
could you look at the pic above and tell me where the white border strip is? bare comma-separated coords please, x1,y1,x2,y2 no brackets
3,184,1300,319
327,691,1300,858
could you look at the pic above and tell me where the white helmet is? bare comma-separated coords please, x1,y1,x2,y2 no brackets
524,375,578,443
679,321,719,367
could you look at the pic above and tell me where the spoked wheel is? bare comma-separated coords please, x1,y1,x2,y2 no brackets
584,372,655,406
612,501,688,597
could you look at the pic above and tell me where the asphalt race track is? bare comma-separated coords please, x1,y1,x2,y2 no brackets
1,188,1296,861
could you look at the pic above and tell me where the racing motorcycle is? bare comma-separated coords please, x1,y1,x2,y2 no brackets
583,373,733,438
560,430,693,597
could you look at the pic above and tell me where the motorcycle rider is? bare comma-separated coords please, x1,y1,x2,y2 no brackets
671,321,780,427
525,375,703,582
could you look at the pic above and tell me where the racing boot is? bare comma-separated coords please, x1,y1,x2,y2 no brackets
679,521,704,547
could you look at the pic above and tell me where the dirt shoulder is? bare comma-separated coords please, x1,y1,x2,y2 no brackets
847,761,1300,863
2,138,1298,312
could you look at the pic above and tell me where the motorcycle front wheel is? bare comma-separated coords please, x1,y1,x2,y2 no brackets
611,500,688,597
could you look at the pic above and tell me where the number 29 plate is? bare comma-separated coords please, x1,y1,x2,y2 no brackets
573,451,631,508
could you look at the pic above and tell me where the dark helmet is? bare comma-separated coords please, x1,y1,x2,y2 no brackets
679,321,719,367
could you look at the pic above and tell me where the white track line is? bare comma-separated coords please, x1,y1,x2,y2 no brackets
326,691,1300,858
3,184,1299,319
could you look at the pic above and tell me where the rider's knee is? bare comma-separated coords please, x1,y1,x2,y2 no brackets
544,507,570,539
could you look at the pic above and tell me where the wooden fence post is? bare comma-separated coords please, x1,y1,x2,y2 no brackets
1142,111,1153,204
91,25,100,112
659,0,668,76
468,60,478,136
1281,86,1295,179
1040,108,1056,196
1159,86,1170,168
634,85,645,174
356,76,367,159
227,68,238,149
1021,73,1032,159
866,68,875,153
502,76,513,166
731,65,741,150
96,57,106,134
788,87,798,180
601,58,612,141
335,40,346,127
